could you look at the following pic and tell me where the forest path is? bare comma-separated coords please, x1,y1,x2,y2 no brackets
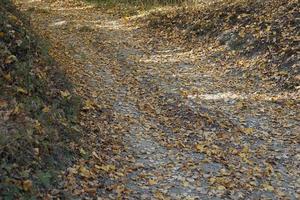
15,0,299,199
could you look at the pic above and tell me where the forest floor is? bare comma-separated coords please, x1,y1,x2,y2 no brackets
15,0,299,199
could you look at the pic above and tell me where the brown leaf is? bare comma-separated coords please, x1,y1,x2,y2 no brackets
148,178,158,185
17,87,28,95
0,99,8,109
22,180,32,191
79,166,91,177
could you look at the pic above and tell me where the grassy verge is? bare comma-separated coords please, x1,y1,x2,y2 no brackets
0,1,82,198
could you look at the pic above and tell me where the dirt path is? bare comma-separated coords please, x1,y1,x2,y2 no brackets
15,0,299,199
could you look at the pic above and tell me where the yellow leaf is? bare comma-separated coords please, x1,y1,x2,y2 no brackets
79,148,86,155
217,185,226,191
241,146,249,153
82,99,94,110
96,164,115,172
9,15,18,21
5,55,17,64
149,178,158,185
34,148,39,155
3,73,12,81
242,127,254,135
115,172,124,177
116,185,125,195
79,166,90,177
34,120,43,134
22,180,32,191
195,143,205,152
239,152,247,159
265,163,274,175
42,106,50,113
263,183,274,192
60,90,71,98
182,180,189,187
181,90,188,97
91,91,98,98
154,191,165,199
229,147,238,154
0,32,4,38
236,101,245,109
209,177,216,184
92,151,101,159
13,104,22,114
249,181,257,186
17,87,28,95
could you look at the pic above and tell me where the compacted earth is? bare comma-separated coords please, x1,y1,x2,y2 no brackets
14,0,299,199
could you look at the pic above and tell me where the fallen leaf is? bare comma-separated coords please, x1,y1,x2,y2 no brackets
22,180,32,191
148,178,158,185
79,166,90,177
79,148,86,155
5,55,17,64
242,127,254,135
13,104,22,114
82,99,95,110
195,143,205,152
0,99,8,109
217,185,226,191
42,106,50,113
3,73,12,81
96,164,115,172
34,148,39,155
60,90,71,98
182,180,189,187
154,191,165,199
34,120,44,134
17,87,28,95
263,183,274,192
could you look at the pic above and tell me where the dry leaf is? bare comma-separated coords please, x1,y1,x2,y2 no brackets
79,166,90,177
3,73,12,81
195,143,205,152
263,183,274,192
242,127,254,135
17,87,28,95
82,99,95,110
148,178,158,185
0,99,8,109
42,106,50,113
22,180,32,191
60,90,71,98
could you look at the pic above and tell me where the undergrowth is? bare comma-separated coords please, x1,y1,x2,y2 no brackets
0,1,82,198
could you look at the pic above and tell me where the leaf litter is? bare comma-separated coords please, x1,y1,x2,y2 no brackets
15,0,299,199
